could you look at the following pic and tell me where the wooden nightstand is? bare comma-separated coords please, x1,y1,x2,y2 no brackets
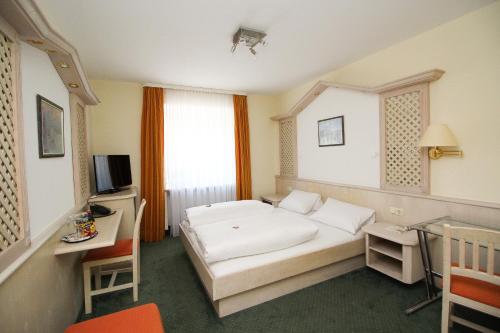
363,222,429,284
261,193,287,207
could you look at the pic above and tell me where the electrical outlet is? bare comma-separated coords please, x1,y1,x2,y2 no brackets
390,207,404,216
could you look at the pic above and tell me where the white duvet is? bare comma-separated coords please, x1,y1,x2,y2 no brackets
185,200,274,228
191,209,318,263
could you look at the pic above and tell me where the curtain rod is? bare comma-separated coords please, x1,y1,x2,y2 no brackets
142,82,247,96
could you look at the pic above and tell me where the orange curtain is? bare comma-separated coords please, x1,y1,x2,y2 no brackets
140,87,165,242
233,95,252,200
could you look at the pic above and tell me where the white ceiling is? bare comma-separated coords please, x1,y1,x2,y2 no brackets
35,0,492,93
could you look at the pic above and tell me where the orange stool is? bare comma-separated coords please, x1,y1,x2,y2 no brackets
65,303,164,333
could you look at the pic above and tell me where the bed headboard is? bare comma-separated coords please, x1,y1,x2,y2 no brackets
276,176,500,229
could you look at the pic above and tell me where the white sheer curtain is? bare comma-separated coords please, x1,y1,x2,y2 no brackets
164,89,236,236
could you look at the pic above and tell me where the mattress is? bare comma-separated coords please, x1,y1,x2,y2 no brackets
185,208,372,278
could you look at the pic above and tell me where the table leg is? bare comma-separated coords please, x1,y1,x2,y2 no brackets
405,230,441,315
423,232,437,296
419,230,433,298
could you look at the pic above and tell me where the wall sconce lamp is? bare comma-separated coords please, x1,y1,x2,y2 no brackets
419,124,463,160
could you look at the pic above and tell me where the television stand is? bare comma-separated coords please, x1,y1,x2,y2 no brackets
88,186,138,239
97,188,122,195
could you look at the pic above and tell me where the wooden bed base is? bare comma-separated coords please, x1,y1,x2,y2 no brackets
180,224,366,317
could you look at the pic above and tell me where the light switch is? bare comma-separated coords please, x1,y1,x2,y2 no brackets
390,207,404,216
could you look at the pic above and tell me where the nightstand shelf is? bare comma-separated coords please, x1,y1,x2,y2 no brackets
368,253,403,281
261,193,287,207
363,222,429,284
369,239,403,261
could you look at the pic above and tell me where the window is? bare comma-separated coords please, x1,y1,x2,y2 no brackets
0,27,30,272
164,89,236,236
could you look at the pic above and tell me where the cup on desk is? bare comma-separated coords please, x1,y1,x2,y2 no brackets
70,212,97,238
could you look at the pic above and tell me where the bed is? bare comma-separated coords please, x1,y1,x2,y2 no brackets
180,207,370,317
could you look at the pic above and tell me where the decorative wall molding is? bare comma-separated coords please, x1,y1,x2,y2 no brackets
372,69,444,94
271,69,444,121
0,0,99,105
273,69,445,194
144,82,247,96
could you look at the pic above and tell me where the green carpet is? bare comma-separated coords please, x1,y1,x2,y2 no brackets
79,238,498,332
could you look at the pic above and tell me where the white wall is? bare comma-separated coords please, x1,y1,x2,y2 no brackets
88,80,142,192
247,95,280,198
297,88,380,188
20,42,75,238
279,2,500,203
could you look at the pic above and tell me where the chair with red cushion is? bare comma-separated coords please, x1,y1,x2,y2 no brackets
441,224,500,332
65,303,164,333
82,199,146,314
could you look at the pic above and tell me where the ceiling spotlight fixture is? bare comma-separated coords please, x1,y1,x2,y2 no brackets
231,27,266,55
59,62,70,69
69,83,79,88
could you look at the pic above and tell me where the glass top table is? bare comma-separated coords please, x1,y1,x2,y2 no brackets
410,216,500,237
405,216,499,314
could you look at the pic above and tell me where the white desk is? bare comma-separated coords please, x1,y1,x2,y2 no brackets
54,209,123,255
89,187,137,239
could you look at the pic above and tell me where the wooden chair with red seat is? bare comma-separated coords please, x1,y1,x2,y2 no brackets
441,224,500,333
65,303,164,333
82,199,147,314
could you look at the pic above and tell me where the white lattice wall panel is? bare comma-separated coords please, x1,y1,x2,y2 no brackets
0,31,20,253
385,91,421,186
280,117,297,177
71,98,90,204
76,104,89,199
381,85,429,193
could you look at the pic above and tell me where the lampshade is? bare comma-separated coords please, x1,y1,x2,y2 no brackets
419,124,459,147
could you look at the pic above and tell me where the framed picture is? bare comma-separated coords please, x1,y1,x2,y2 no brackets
318,115,345,147
37,94,65,158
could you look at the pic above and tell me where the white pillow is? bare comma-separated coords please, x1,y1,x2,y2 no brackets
309,198,375,234
312,196,323,211
279,190,321,214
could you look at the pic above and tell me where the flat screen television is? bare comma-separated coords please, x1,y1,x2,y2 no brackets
93,155,132,194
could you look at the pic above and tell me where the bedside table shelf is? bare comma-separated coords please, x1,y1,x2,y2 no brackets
369,239,403,261
261,193,287,207
363,222,428,284
368,252,403,281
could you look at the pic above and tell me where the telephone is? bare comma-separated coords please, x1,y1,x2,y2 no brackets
90,204,112,217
